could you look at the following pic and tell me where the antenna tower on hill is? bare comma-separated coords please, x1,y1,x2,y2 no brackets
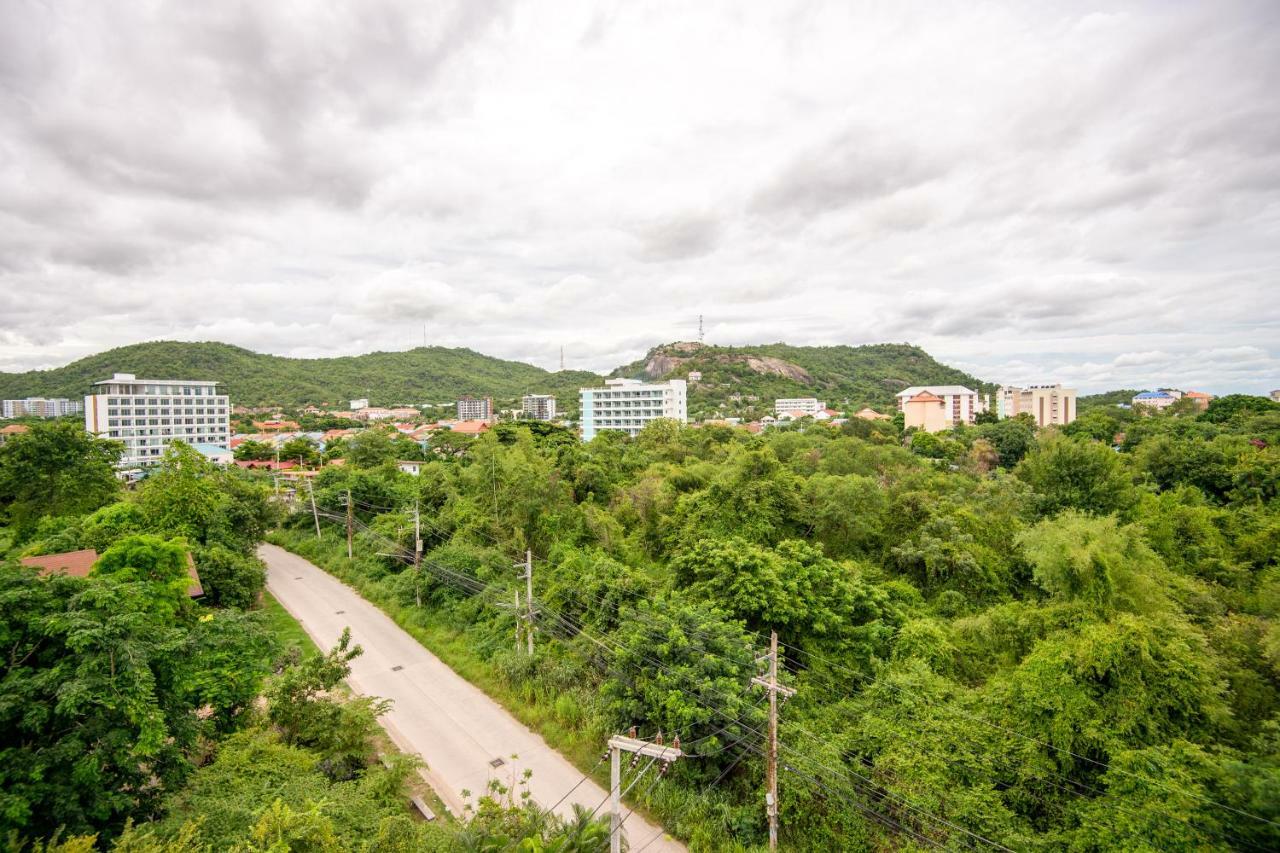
698,314,704,343
560,346,565,371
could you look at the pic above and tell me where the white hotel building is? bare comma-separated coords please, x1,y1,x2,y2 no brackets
85,373,230,467
579,378,687,440
774,397,826,417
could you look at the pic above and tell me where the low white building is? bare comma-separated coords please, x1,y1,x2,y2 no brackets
397,460,424,476
1132,390,1179,409
85,373,230,468
579,378,687,440
998,385,1077,427
191,443,234,466
350,398,369,410
774,397,826,417
895,385,988,428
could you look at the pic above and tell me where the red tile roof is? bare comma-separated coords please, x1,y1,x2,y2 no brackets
21,549,203,597
907,392,944,403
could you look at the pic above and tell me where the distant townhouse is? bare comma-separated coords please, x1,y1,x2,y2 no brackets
521,394,557,421
1132,390,1179,410
774,397,826,417
84,373,230,468
579,378,687,440
2,397,83,419
1182,391,1214,411
997,384,1077,427
895,386,987,430
388,406,421,420
457,396,493,421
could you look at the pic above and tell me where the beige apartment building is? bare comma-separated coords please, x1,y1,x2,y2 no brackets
998,384,1077,427
901,391,953,433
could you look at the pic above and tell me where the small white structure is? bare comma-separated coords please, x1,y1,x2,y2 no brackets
397,460,424,476
688,371,702,382
191,443,234,466
774,398,825,417
350,398,369,410
579,378,687,440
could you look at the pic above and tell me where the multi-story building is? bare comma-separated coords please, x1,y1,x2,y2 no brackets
521,394,557,421
84,373,230,468
579,378,687,440
895,386,987,427
2,397,83,419
1271,390,1280,403
456,396,493,421
997,384,1077,427
774,397,826,417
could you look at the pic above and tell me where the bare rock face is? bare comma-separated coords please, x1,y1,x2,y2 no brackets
744,356,812,384
644,353,691,377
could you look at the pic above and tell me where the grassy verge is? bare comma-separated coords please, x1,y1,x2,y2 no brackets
261,589,320,656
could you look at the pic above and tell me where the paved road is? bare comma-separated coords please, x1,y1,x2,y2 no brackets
261,543,685,852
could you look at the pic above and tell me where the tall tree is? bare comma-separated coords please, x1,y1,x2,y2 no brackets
0,421,121,540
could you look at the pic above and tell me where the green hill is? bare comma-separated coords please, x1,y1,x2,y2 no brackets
611,341,992,419
0,339,992,418
0,341,600,409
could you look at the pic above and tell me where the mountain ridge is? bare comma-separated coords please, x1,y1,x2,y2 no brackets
0,339,992,415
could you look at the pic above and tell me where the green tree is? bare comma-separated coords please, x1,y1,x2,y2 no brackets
345,431,395,469
94,534,195,619
1202,394,1279,424
194,544,267,609
277,436,320,467
234,440,274,462
1015,434,1135,517
0,421,121,540
974,417,1037,468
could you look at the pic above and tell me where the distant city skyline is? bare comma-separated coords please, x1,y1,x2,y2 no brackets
1,1,1277,394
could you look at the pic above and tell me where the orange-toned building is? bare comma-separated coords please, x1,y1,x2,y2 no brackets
902,391,951,433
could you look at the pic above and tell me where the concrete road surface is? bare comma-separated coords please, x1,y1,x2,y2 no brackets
261,543,685,852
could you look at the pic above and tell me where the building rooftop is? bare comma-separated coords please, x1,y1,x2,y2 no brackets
21,548,203,597
907,391,945,403
93,373,220,386
1134,391,1174,399
191,443,231,457
896,385,977,397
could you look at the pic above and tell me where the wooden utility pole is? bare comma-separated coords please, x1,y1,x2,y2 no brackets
514,590,522,652
752,631,795,851
307,478,321,540
345,489,354,560
412,501,424,606
523,550,534,656
608,731,682,853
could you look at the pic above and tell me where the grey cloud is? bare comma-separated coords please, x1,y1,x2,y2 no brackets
632,214,721,262
750,127,948,221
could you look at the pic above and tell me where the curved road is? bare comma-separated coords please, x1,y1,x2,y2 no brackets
260,543,685,852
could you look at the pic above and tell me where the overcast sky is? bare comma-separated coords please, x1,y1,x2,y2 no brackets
1,1,1277,393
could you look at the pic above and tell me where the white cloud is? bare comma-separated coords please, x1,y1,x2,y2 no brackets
0,0,1277,394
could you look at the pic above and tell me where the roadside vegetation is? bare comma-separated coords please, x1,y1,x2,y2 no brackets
0,426,612,851
266,394,1280,851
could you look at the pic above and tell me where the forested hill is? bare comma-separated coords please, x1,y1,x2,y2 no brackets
611,341,992,418
0,339,991,414
0,341,600,408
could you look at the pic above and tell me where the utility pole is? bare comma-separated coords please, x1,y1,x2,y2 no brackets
514,590,522,652
752,631,795,851
514,550,534,655
412,501,423,606
608,729,682,853
307,478,321,540
345,489,354,560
